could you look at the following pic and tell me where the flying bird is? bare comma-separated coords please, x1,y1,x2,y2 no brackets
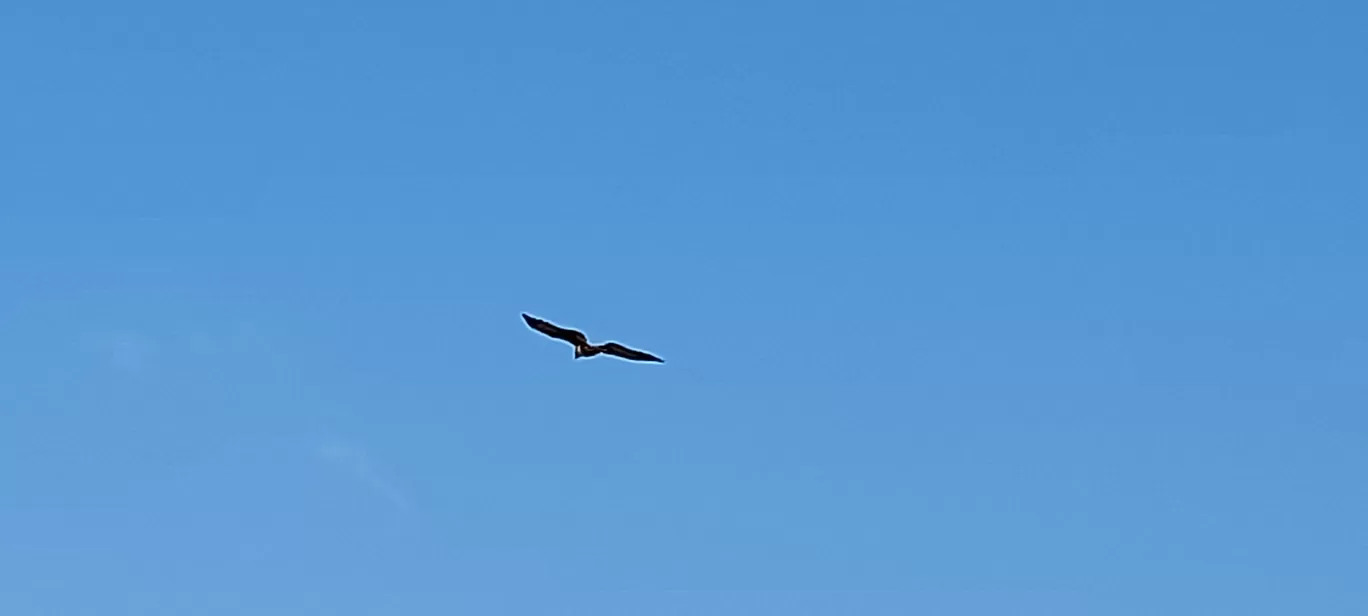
521,313,664,363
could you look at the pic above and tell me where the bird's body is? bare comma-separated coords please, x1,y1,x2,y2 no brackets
522,313,664,363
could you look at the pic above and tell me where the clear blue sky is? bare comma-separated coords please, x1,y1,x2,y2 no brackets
3,0,1365,614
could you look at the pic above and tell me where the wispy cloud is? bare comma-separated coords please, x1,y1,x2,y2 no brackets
312,437,414,514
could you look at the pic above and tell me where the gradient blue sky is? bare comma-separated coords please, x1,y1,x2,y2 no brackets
3,1,1366,614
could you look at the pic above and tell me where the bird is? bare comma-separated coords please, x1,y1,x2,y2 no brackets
521,313,664,363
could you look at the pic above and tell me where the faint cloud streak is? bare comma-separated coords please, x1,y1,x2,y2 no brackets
312,437,414,514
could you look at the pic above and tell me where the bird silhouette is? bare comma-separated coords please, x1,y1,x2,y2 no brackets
521,313,664,363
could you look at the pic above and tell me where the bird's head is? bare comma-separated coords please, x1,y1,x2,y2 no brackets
573,346,584,358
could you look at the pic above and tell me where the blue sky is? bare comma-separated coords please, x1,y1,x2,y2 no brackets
2,0,1365,613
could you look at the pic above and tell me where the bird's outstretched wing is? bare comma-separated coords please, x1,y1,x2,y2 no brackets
599,342,664,363
522,313,589,346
